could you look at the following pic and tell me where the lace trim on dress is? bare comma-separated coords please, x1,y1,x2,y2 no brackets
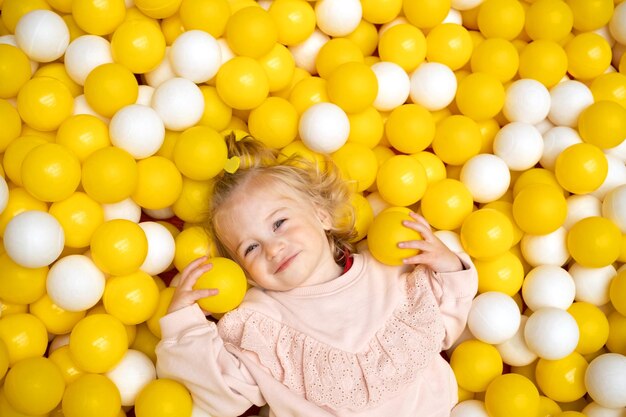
218,265,445,411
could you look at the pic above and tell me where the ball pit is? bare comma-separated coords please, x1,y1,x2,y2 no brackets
0,1,625,416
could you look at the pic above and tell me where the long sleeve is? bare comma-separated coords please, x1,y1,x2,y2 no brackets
425,252,478,350
155,304,265,417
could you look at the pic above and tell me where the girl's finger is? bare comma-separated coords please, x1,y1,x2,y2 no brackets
179,260,213,289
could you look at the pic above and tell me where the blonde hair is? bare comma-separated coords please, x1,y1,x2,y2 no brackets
206,133,356,265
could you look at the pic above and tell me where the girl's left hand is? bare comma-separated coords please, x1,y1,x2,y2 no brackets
398,212,464,273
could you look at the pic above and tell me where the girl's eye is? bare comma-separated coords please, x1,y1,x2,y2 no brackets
273,218,286,231
244,243,257,256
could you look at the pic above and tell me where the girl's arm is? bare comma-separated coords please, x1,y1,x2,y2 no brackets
156,257,265,416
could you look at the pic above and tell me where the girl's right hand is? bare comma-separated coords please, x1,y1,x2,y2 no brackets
167,256,219,314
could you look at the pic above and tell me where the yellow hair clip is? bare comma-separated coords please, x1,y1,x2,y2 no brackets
224,156,241,174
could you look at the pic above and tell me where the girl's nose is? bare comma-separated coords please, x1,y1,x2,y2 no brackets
265,238,284,259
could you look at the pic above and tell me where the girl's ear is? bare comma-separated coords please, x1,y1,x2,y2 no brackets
315,206,333,231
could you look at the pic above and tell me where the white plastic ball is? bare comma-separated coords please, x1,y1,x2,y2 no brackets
105,349,157,406
606,136,626,163
142,206,175,220
583,401,626,417
3,210,64,268
64,35,113,85
450,400,489,417
364,191,391,216
548,80,594,127
503,79,551,124
451,0,485,11
495,315,538,367
522,265,576,311
459,154,511,203
315,0,362,37
539,126,582,170
467,291,521,344
73,94,110,123
493,122,544,171
409,62,457,111
170,30,221,84
370,61,410,112
288,29,329,75
138,221,175,276
216,38,235,65
102,198,142,222
151,77,205,131
564,194,602,230
0,176,8,213
609,2,626,44
520,226,569,267
603,184,626,233
534,118,555,135
15,10,69,63
442,8,463,24
591,154,626,200
46,254,106,311
379,17,410,36
569,263,617,306
585,353,626,409
434,230,464,254
524,307,579,360
299,102,350,153
109,104,165,159
144,47,176,88
48,334,70,354
136,85,155,106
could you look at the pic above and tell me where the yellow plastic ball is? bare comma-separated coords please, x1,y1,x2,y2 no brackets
173,125,228,181
606,311,626,355
460,208,514,260
130,322,160,362
315,38,364,80
193,257,248,314
273,66,311,100
69,314,128,373
146,287,175,338
160,13,185,45
48,345,84,384
432,114,482,166
512,183,567,235
16,77,73,132
361,0,401,24
216,56,269,110
34,63,82,98
564,32,612,81
1,0,51,33
474,250,524,295
0,187,48,236
62,373,121,417
402,0,451,29
344,19,379,56
135,378,192,417
0,340,8,380
477,0,525,40
178,0,230,37
111,19,166,74
3,136,49,186
525,0,573,42
376,155,428,207
385,104,435,154
567,302,609,355
567,216,621,268
225,6,277,58
268,0,315,45
173,225,216,272
426,23,473,71
366,207,422,266
0,313,48,365
29,294,86,335
485,373,540,417
567,0,614,32
248,97,298,149
134,0,182,19
470,38,519,83
0,253,47,305
512,167,563,198
83,62,139,118
450,339,503,392
132,156,183,210
331,142,378,192
589,72,626,109
81,146,138,204
554,143,608,194
377,23,427,72
518,40,568,88
326,61,378,114
348,192,374,242
172,177,213,223
610,270,626,316
0,99,22,152
578,100,626,149
21,143,81,203
0,44,32,99
103,270,160,325
56,114,111,162
198,85,232,131
535,352,588,403
420,178,473,231
51,191,106,248
3,356,65,415
72,0,126,35
455,72,505,121
288,76,328,114
90,219,149,276
410,151,446,185
258,43,295,93
347,106,384,149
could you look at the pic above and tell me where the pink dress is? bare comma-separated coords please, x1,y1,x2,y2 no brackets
156,250,478,417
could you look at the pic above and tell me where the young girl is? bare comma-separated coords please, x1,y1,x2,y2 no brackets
156,135,478,417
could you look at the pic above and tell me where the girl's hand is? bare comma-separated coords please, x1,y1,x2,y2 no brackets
398,212,464,273
167,256,219,314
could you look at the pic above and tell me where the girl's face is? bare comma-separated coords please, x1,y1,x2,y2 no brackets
215,180,343,291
